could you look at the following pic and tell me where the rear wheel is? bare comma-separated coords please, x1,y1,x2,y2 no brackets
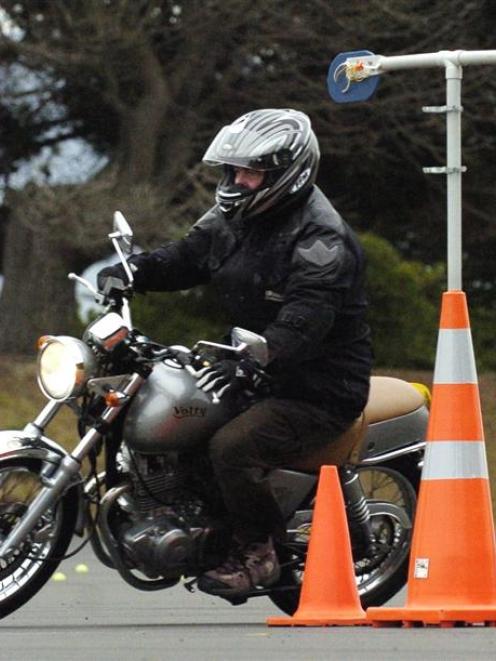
269,465,416,615
0,459,78,618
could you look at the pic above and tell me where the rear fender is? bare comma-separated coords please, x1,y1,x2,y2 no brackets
359,405,428,462
0,429,85,535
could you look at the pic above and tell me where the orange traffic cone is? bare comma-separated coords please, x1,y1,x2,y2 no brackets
368,290,496,627
267,465,368,626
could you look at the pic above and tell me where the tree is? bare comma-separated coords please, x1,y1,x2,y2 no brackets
0,0,274,350
1,0,496,353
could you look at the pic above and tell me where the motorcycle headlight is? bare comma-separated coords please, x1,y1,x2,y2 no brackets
37,336,98,401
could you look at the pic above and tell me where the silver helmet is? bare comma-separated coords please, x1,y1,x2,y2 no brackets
202,108,320,219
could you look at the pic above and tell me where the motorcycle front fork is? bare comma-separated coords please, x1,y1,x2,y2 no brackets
339,466,377,554
0,373,145,560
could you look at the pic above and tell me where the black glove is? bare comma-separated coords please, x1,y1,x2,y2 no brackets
195,357,268,399
97,263,128,292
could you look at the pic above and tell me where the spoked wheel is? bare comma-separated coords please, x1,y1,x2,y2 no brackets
353,466,416,607
0,459,78,618
268,465,416,615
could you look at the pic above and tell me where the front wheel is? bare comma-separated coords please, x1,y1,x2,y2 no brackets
0,459,78,618
269,465,417,615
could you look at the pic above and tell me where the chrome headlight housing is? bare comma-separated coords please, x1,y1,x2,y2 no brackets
37,336,98,401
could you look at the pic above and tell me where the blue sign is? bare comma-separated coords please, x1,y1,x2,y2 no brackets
327,50,380,103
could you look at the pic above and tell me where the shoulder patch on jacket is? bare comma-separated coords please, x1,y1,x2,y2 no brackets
297,240,342,267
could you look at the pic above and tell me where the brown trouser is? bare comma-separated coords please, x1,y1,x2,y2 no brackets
208,397,353,544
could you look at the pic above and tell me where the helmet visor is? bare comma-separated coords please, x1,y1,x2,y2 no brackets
203,125,299,171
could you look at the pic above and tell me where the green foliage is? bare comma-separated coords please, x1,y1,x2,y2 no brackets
360,233,444,369
470,306,496,372
129,287,229,348
360,234,496,371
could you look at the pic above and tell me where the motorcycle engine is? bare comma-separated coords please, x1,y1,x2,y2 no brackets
121,510,194,579
118,451,226,579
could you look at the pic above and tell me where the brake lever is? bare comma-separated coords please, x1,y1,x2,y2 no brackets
68,272,106,305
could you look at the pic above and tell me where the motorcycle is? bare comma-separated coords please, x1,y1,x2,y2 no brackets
0,212,429,618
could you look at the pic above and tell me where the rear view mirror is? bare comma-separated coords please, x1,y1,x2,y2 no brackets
112,211,134,254
109,211,135,284
231,327,269,367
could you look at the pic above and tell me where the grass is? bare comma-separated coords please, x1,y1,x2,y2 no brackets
1,356,496,511
0,355,79,449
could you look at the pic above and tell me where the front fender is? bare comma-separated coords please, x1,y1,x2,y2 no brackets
0,429,85,535
0,429,69,464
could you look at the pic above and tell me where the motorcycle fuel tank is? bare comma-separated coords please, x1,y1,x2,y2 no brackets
123,361,236,453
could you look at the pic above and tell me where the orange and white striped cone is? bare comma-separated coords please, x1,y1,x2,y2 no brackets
367,290,496,627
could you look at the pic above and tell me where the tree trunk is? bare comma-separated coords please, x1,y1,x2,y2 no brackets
0,215,81,354
118,46,170,185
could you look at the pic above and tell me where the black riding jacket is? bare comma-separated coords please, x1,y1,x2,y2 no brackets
130,186,373,421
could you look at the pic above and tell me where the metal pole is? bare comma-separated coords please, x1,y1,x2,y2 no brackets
445,63,463,291
352,50,496,74
338,49,496,292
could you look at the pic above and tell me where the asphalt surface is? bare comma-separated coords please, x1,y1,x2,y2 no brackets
0,545,495,661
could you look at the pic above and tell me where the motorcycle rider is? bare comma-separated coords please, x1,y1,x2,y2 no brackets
98,108,373,598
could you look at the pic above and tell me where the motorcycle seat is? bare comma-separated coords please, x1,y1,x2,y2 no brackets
365,376,426,424
288,376,426,471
